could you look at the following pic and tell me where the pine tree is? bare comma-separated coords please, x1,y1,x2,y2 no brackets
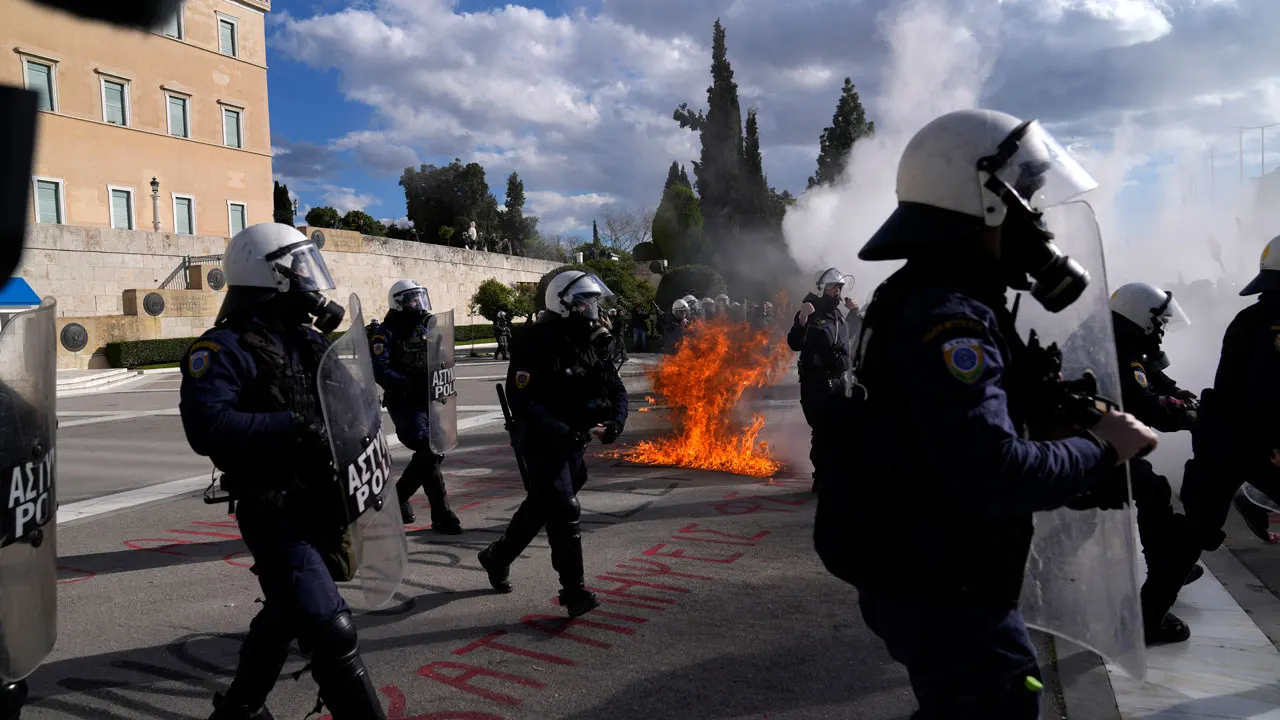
664,162,681,193
592,219,600,243
273,181,294,224
678,165,691,189
808,77,875,189
501,171,527,253
742,108,768,220
672,18,745,256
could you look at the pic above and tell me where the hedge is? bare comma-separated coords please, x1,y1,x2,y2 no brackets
104,323,499,368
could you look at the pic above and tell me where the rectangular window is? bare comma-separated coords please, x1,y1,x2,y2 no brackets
161,3,184,39
219,17,238,57
24,60,54,112
174,195,195,235
167,94,189,138
33,178,63,224
222,108,242,148
102,78,128,126
109,187,134,230
228,202,247,235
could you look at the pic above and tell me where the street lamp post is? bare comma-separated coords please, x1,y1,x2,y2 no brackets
150,177,161,231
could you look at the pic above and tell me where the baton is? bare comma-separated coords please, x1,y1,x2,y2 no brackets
495,384,532,488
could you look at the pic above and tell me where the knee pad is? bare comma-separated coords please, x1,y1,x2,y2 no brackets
545,496,582,542
306,611,360,665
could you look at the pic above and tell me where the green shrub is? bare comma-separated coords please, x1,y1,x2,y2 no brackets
656,264,727,311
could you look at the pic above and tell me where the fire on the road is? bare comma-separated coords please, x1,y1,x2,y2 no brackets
619,316,793,477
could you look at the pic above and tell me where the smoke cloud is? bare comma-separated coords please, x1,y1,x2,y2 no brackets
778,0,1280,484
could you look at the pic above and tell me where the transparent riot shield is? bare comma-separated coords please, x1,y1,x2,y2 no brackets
317,294,408,610
426,310,458,454
1013,202,1147,681
1242,483,1280,514
0,298,58,681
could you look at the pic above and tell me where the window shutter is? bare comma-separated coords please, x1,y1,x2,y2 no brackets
168,96,187,137
36,181,60,223
223,109,241,148
175,198,192,234
26,63,52,111
104,81,126,125
111,190,132,229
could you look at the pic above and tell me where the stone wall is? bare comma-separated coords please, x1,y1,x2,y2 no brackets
17,223,562,368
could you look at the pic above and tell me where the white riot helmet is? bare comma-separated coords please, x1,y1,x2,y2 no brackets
816,267,853,293
545,270,614,320
388,279,431,315
217,223,344,331
1240,235,1280,296
860,109,1100,313
671,298,690,316
497,310,506,319
1109,282,1189,336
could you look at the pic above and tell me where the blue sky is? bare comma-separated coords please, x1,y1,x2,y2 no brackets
261,0,1280,282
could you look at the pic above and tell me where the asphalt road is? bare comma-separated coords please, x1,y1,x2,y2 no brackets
36,375,951,720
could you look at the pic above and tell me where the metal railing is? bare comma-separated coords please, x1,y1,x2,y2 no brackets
159,254,225,290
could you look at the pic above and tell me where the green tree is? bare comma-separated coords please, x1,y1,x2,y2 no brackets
678,165,691,188
469,278,519,322
386,222,417,241
632,241,662,261
673,18,746,259
500,171,528,254
651,183,704,266
536,259,655,315
399,159,501,245
663,162,681,193
808,77,875,189
273,181,294,225
592,219,600,243
656,264,727,311
339,209,385,236
305,206,340,228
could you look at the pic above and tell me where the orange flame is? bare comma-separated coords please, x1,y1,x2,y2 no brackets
619,315,794,477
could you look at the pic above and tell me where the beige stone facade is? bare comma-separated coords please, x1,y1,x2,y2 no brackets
18,224,561,368
2,0,273,238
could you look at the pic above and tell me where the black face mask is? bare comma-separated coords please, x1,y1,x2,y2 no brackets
275,291,345,334
1000,212,1090,313
816,294,840,313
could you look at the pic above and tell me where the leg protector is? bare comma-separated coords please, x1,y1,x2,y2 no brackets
546,495,585,591
306,612,385,720
217,607,293,715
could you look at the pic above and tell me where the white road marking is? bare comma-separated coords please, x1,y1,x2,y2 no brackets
57,413,508,524
58,409,181,428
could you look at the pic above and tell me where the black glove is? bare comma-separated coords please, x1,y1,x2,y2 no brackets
599,421,622,444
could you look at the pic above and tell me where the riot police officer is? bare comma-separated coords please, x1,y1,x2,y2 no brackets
369,280,462,532
787,268,859,493
1105,282,1203,643
494,310,512,361
663,299,690,354
1178,235,1280,589
478,271,628,617
813,109,1159,718
179,223,386,720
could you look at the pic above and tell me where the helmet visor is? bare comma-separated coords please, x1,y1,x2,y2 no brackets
563,273,614,320
991,120,1099,211
267,241,336,293
394,286,431,313
1153,292,1191,334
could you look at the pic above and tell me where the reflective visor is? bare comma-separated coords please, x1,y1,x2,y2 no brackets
1154,292,1191,333
991,120,1099,211
395,287,431,313
266,241,336,292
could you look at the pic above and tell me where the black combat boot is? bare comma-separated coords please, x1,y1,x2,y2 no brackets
558,587,601,618
0,680,27,720
549,525,599,617
478,544,513,593
209,692,275,720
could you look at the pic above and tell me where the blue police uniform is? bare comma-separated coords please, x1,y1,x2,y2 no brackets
1181,294,1280,550
816,263,1116,718
480,313,627,614
179,311,384,720
786,292,856,491
369,310,460,531
661,313,686,354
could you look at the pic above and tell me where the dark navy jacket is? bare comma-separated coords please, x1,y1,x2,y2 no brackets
1116,343,1193,434
505,314,627,451
841,265,1111,604
1196,295,1280,463
369,311,433,411
178,316,326,479
786,292,852,390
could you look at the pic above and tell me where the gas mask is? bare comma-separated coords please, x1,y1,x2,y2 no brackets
978,121,1096,314
277,290,345,333
1145,313,1171,370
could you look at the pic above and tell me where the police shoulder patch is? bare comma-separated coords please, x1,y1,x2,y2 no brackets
187,349,211,379
1130,362,1148,389
370,334,387,356
190,339,221,353
514,370,531,389
922,317,986,343
940,337,985,383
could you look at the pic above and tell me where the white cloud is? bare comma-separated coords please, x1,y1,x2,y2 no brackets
268,0,1280,253
321,185,378,214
